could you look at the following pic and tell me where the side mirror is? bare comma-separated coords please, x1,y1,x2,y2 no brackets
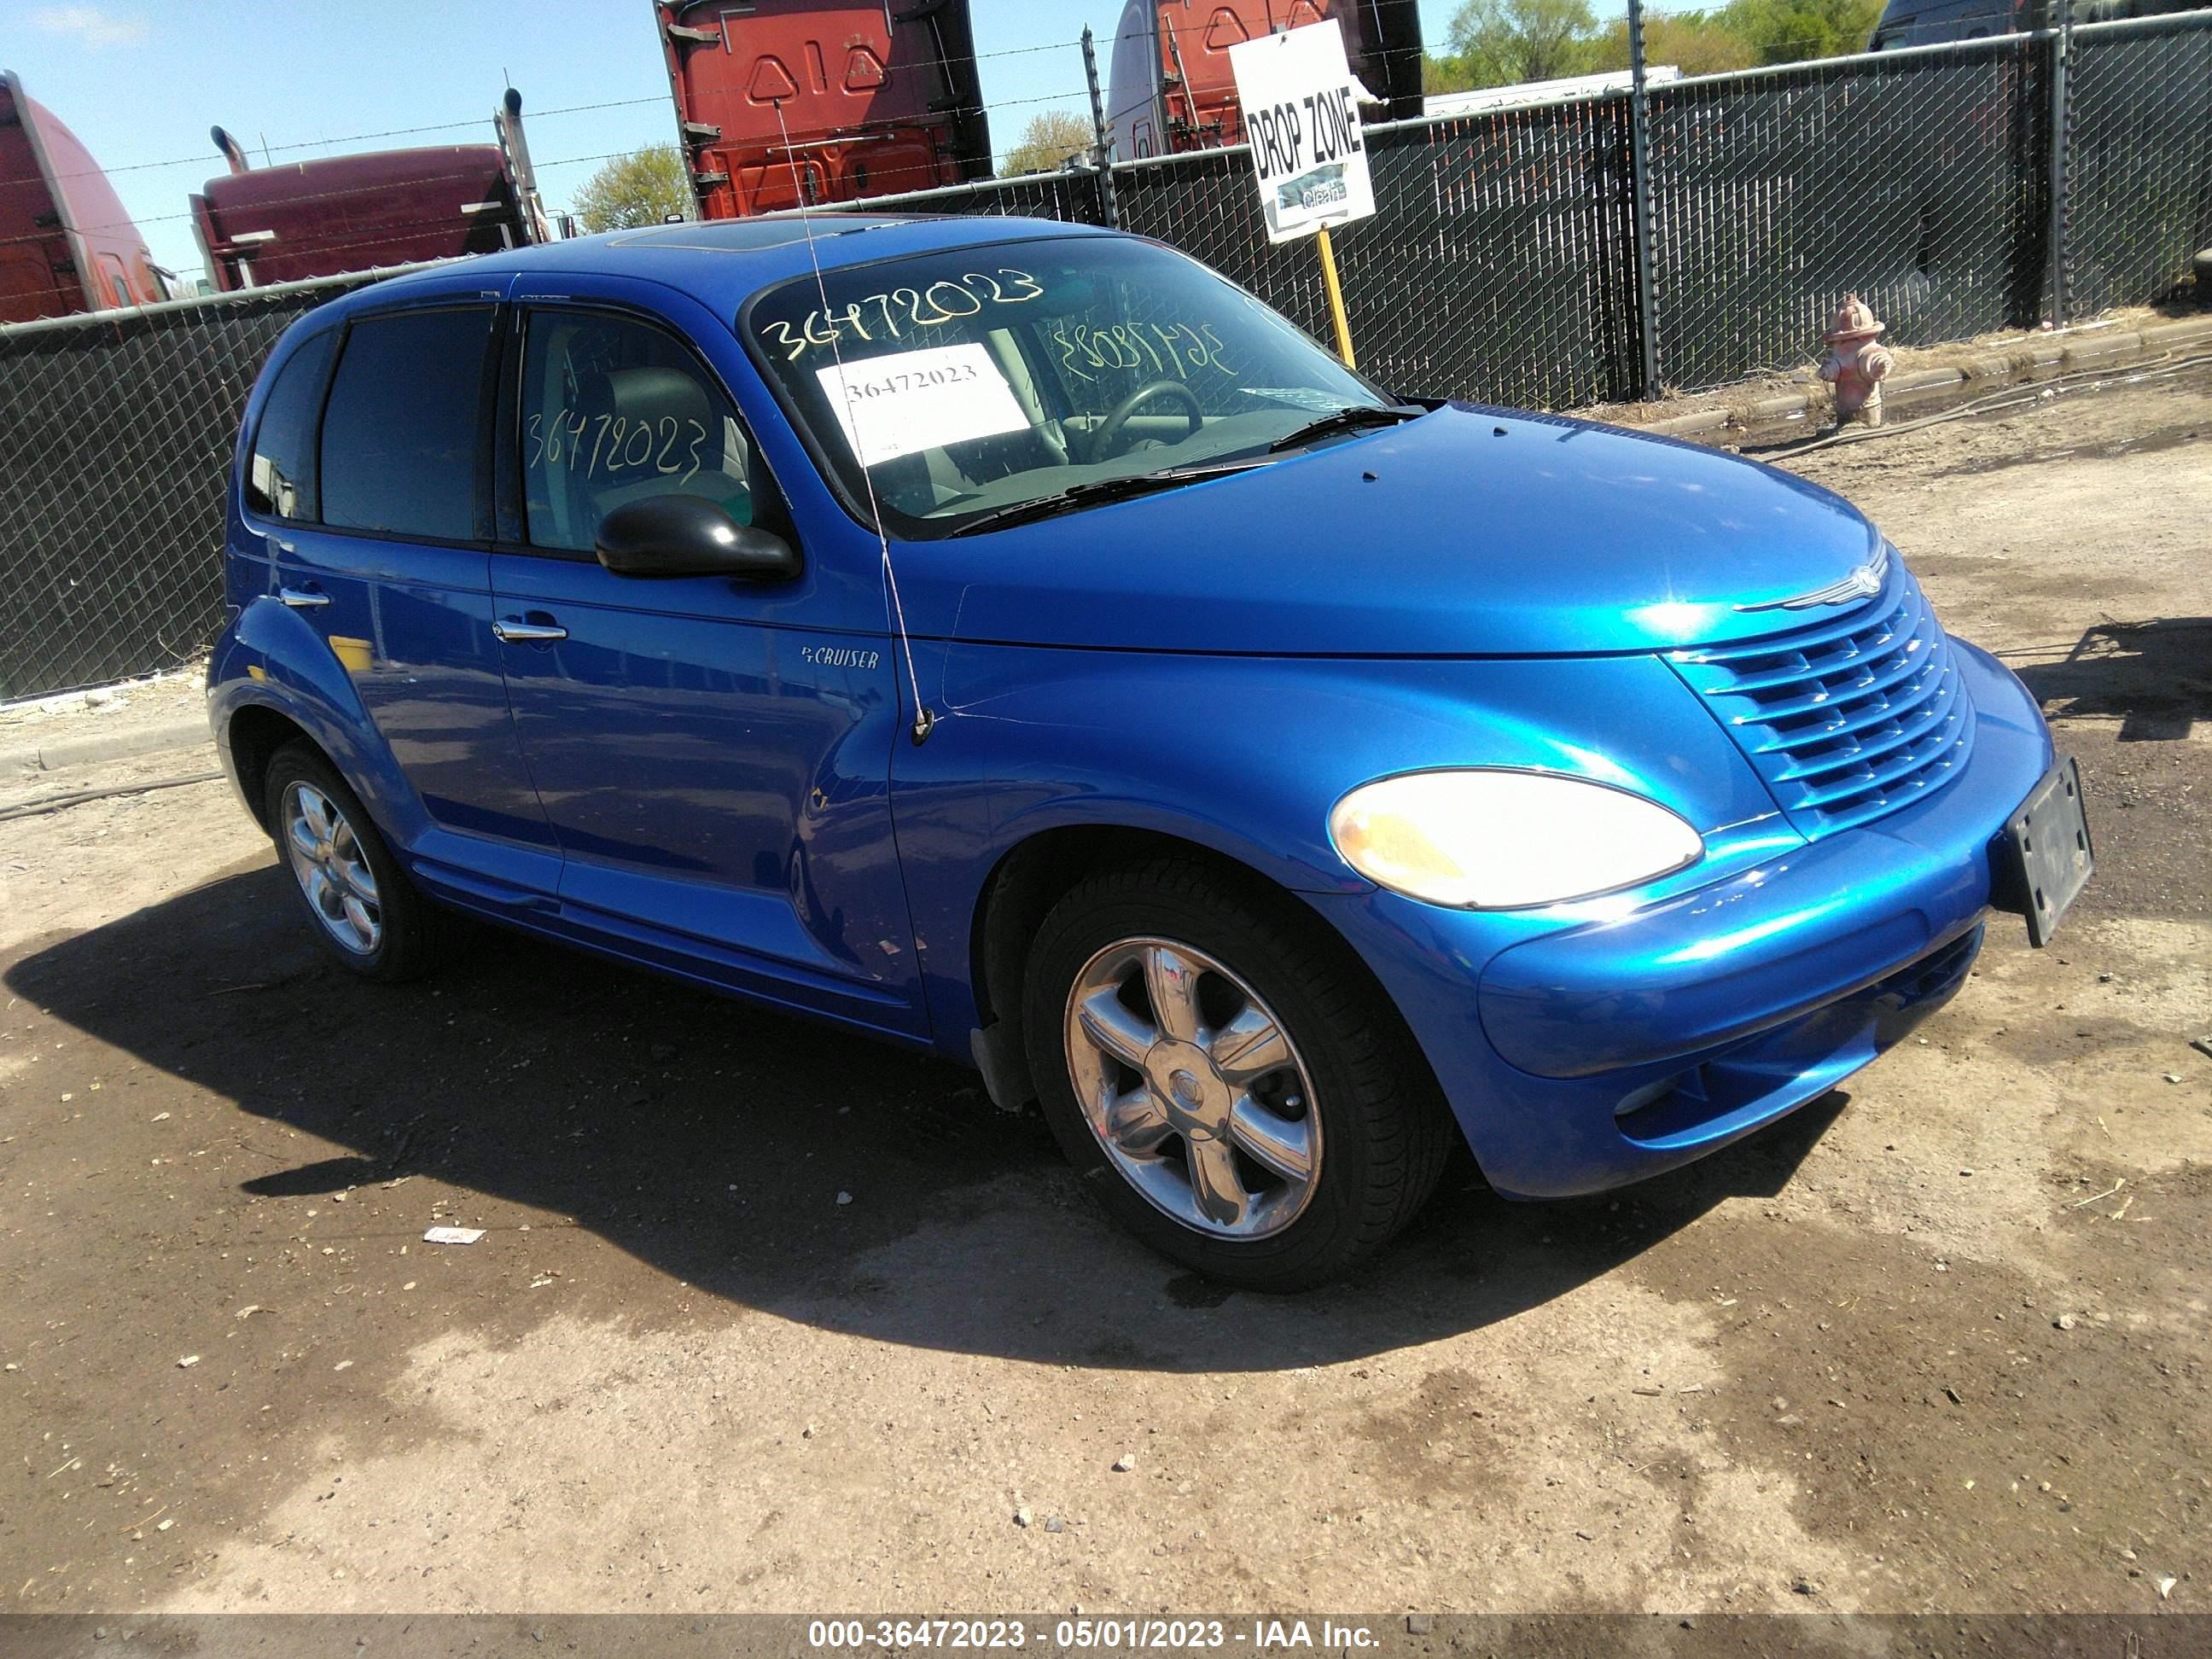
594,493,800,582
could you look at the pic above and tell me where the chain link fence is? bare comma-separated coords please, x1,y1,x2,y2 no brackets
2066,11,2212,316
0,269,410,701
1646,38,2054,392
3,11,2208,701
1113,97,1642,410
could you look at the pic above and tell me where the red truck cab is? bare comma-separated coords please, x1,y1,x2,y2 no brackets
1106,0,1424,160
1,70,168,322
655,0,991,217
191,93,547,292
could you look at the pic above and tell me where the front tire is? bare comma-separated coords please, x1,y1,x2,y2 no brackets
263,742,451,982
1022,859,1452,1289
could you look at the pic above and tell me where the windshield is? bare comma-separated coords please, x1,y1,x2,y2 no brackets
744,236,1388,538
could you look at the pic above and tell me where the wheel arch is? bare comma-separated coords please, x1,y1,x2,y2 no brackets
965,823,1447,1126
211,597,428,854
224,701,320,835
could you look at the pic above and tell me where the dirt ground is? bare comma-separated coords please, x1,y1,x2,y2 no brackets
1,370,2206,1620
0,669,207,758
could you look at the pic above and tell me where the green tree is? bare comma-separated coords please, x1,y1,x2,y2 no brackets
1421,52,1488,96
1440,0,1603,89
1002,110,1094,177
1718,0,1885,64
1591,10,1759,77
570,144,691,233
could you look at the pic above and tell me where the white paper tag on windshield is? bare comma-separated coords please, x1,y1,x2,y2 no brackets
815,343,1029,468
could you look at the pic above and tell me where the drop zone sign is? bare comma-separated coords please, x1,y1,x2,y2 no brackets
1228,20,1375,245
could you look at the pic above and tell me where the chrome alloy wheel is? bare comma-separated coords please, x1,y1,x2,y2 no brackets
282,781,382,957
1062,937,1322,1240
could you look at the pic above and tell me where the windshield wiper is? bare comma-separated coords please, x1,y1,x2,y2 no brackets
1266,403,1424,453
945,458,1272,537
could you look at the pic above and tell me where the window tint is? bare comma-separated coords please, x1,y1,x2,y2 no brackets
246,326,338,521
319,308,492,541
520,310,760,555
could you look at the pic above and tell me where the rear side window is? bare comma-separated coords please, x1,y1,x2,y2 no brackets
319,308,492,541
246,326,338,521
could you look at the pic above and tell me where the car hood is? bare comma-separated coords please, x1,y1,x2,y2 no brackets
905,403,1886,656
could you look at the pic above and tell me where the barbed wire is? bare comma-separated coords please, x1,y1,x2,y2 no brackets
5,2,2126,253
0,91,683,194
5,13,1428,191
260,94,677,155
0,219,501,309
0,166,510,248
6,9,1969,196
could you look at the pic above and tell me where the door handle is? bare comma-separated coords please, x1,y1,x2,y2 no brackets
277,586,329,609
492,617,568,643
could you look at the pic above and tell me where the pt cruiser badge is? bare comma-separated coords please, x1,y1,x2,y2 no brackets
1735,543,1892,610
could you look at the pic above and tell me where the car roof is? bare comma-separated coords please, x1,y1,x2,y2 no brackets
356,212,1119,317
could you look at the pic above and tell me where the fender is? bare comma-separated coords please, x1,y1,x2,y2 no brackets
210,593,433,850
890,638,1793,1058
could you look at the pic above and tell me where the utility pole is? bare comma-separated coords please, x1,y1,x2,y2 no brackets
1626,0,1661,399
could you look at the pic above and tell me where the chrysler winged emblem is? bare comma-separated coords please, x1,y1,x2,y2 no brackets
1734,544,1891,612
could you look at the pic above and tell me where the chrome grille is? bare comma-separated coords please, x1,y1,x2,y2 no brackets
1669,562,1974,837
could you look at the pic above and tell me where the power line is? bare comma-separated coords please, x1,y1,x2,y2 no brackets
5,15,1427,190
0,218,503,306
0,165,509,247
15,9,1956,214
0,91,672,194
262,94,672,156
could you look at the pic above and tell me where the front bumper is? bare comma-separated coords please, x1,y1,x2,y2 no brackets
1311,637,2055,1199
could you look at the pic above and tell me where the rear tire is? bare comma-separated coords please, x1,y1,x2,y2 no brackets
263,742,451,983
1022,858,1452,1289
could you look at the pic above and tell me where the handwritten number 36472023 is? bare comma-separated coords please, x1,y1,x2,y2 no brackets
527,410,708,486
761,269,1046,363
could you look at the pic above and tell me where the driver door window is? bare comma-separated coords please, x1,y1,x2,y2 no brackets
519,310,763,555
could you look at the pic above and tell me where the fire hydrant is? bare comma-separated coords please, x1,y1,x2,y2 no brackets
1819,294,1895,428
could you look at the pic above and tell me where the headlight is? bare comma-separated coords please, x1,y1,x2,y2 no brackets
1328,770,1704,910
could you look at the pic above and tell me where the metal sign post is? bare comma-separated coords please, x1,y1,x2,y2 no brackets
2046,5,2075,329
1626,0,1661,398
1080,26,1120,230
1227,20,1375,369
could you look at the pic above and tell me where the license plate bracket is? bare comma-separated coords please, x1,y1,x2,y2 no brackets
1995,756,2094,947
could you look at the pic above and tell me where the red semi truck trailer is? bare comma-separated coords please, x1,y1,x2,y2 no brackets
190,90,550,292
1,69,169,323
1106,0,1424,160
655,0,992,218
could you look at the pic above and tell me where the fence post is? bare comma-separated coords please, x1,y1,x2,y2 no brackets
1081,26,1121,230
1626,0,1662,399
2046,9,2074,328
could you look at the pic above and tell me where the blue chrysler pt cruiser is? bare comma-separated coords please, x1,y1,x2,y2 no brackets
210,216,2092,1287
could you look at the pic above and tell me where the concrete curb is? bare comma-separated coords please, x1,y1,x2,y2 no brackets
1634,313,2212,439
0,717,214,776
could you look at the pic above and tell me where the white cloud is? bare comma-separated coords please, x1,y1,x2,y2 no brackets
31,6,153,49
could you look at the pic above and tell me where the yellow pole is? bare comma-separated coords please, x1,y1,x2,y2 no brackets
1314,224,1356,370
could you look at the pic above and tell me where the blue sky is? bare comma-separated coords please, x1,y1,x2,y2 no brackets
4,0,1477,280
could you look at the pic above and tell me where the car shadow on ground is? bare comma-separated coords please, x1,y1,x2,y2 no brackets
2010,618,2212,743
5,862,1847,1372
